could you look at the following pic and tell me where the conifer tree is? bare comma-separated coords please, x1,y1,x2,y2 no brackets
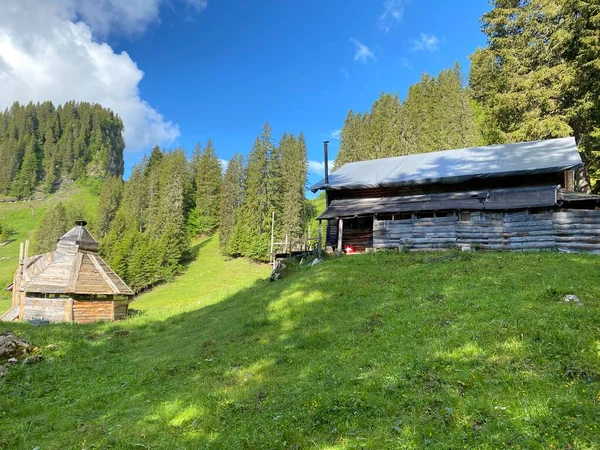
0,101,125,195
237,126,272,259
33,202,69,253
195,140,222,234
11,138,40,199
95,177,123,238
280,133,307,241
335,64,478,167
219,153,244,254
469,0,600,187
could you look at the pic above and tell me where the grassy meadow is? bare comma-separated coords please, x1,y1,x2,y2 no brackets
0,234,599,448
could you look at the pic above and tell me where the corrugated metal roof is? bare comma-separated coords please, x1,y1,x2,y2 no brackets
310,137,581,192
317,185,558,219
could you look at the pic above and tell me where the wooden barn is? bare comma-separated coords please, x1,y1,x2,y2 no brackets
311,137,600,254
1,221,133,323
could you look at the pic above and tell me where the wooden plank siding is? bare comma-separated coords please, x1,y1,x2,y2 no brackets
22,297,69,322
372,209,600,253
73,300,114,324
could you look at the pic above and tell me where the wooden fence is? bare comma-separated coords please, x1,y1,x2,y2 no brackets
373,209,600,253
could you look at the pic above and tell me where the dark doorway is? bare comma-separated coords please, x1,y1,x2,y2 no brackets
341,217,373,253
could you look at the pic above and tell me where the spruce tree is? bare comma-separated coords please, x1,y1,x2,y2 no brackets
11,138,40,199
33,202,69,253
95,177,123,238
469,0,600,187
280,133,307,242
238,130,271,259
335,65,478,167
219,153,244,254
195,140,222,234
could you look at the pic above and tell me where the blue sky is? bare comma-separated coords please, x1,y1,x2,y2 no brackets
0,0,490,189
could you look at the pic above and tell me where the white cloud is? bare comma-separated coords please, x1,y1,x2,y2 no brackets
379,0,407,32
219,159,228,170
410,33,440,52
308,161,325,177
323,130,341,140
351,38,376,64
0,0,209,151
37,0,208,38
340,68,350,79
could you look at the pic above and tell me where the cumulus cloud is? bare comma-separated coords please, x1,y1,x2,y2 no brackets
410,33,440,52
378,0,407,32
308,161,326,177
351,38,376,64
0,0,209,151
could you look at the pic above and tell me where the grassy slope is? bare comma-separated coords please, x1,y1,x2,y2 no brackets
1,238,599,449
0,182,99,312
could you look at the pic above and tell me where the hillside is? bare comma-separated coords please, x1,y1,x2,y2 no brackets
0,101,125,198
1,236,599,448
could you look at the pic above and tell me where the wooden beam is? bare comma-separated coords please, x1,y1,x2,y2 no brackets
317,220,322,256
337,218,344,255
23,240,29,269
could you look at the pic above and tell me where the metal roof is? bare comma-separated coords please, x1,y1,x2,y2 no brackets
310,137,581,192
318,185,558,220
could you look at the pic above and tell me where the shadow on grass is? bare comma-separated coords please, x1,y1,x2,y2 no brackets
1,251,600,448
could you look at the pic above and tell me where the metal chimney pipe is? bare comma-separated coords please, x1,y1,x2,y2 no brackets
323,141,329,186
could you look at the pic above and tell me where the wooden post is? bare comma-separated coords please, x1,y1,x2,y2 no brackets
317,220,322,256
23,240,29,267
269,211,275,262
284,234,288,254
12,243,24,308
337,218,344,255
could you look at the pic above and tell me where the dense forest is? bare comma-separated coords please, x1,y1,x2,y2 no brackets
0,101,125,198
337,0,600,187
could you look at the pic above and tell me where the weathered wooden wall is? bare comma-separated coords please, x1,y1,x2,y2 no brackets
73,300,114,324
113,300,129,320
373,209,600,253
554,210,600,254
373,216,457,250
22,297,69,322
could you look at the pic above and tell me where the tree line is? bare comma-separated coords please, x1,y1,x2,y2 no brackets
336,0,600,188
33,122,308,292
335,64,479,169
0,101,125,198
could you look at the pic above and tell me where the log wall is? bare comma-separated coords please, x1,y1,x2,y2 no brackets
373,209,600,253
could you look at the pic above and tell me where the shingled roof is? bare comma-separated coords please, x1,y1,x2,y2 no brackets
19,222,133,296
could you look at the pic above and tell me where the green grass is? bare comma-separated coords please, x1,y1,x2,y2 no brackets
1,238,599,449
0,182,99,312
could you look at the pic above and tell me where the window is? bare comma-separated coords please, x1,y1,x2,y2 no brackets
345,217,373,230
416,212,435,219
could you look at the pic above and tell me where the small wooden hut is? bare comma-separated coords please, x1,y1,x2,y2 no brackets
2,221,133,323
